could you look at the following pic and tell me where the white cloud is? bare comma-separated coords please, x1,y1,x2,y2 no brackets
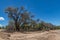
0,24,3,27
0,17,4,21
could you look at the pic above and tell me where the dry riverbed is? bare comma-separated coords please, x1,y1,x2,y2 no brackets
0,30,60,40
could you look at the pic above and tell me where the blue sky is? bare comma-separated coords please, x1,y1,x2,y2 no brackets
0,0,60,26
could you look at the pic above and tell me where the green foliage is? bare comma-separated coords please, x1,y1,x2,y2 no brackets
53,26,60,30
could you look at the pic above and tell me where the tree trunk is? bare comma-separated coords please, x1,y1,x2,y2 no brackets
15,21,20,31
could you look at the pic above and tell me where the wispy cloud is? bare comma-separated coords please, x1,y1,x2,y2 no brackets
0,24,3,27
0,17,5,21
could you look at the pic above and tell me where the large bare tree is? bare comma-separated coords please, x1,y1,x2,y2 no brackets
5,6,34,31
5,6,26,31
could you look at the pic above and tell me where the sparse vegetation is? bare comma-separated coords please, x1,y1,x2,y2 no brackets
2,6,60,32
0,0,60,40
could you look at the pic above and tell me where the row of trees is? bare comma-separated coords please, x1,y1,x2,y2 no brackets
4,6,59,32
0,26,5,29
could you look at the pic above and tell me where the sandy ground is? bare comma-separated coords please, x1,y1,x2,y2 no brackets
0,30,60,40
